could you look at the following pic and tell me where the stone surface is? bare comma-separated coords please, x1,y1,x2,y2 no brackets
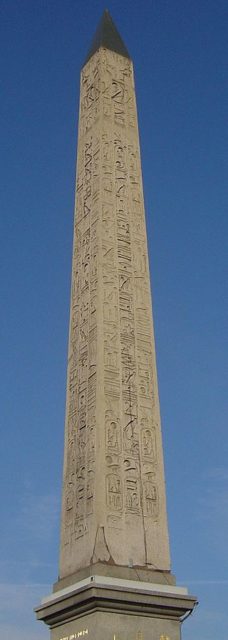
53,563,176,594
59,36,170,582
35,577,197,640
44,611,186,640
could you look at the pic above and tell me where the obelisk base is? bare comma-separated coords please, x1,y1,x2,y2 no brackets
35,575,197,640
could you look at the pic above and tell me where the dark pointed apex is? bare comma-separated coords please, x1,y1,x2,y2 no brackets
83,10,131,67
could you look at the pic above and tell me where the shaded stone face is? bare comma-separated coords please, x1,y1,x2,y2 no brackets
50,611,181,640
59,43,170,579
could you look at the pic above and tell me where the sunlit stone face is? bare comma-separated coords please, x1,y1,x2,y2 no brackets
59,45,170,579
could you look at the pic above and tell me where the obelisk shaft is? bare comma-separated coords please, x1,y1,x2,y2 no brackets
59,42,170,579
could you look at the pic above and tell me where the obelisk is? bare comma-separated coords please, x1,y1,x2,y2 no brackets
36,11,197,640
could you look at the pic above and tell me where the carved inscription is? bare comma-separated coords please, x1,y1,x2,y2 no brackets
61,55,103,548
60,46,170,573
99,52,162,529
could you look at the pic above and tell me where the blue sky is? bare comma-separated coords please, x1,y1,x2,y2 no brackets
0,1,227,638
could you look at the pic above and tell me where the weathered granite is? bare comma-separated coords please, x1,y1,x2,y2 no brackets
60,31,170,584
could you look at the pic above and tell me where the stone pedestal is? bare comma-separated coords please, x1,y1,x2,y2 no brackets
35,575,197,640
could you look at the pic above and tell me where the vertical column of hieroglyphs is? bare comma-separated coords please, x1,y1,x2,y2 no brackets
100,50,123,563
100,49,170,569
100,50,142,565
127,64,170,569
60,52,101,577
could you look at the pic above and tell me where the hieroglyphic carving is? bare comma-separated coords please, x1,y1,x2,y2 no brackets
81,55,100,134
61,55,103,552
105,409,121,453
143,480,159,519
60,44,170,574
106,473,123,511
141,423,156,461
100,98,124,516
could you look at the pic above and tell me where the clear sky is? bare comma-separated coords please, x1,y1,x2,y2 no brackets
0,1,227,638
